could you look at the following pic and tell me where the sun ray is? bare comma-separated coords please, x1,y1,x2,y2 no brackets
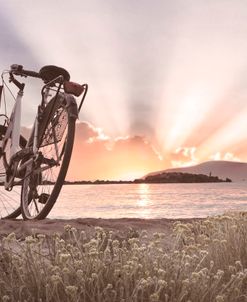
3,1,247,179
197,107,247,160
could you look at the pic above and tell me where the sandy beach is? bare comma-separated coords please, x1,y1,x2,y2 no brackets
0,217,202,249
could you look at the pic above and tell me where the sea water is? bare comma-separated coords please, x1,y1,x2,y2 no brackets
48,182,247,219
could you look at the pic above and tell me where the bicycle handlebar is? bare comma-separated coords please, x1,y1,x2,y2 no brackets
21,69,41,78
10,64,41,79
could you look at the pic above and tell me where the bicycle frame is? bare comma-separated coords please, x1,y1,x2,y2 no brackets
2,84,51,190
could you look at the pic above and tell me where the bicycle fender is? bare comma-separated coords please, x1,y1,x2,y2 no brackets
47,93,78,119
28,94,78,148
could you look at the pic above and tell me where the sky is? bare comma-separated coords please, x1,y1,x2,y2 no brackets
1,0,247,180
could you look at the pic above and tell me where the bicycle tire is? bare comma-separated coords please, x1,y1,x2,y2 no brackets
21,96,76,220
0,125,27,219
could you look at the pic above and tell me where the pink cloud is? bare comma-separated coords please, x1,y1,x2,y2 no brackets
209,152,240,162
68,121,164,180
169,146,198,167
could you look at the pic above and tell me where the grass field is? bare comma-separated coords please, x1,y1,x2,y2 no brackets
0,212,246,302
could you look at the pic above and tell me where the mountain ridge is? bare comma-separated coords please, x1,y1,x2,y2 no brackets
144,160,247,182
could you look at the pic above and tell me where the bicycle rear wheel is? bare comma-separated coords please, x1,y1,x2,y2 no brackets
21,97,76,220
0,125,27,219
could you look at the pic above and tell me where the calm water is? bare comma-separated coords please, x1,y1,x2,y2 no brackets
47,182,247,219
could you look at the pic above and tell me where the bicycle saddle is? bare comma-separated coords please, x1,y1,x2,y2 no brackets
39,65,70,83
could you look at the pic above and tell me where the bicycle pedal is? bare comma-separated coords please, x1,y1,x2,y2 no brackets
38,193,50,204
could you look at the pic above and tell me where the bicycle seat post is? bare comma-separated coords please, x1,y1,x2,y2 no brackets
43,87,51,105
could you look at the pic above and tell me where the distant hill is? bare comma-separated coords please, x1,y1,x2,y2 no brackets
144,161,247,182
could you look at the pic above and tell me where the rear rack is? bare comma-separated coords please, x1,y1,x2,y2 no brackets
78,84,88,113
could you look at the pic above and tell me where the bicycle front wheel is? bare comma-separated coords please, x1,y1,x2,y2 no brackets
21,97,76,219
0,125,27,219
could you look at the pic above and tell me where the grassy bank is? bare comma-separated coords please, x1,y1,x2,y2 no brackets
0,212,246,302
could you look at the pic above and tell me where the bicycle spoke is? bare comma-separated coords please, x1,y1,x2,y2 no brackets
0,186,21,218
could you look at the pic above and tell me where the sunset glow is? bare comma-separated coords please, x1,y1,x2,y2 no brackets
2,1,247,180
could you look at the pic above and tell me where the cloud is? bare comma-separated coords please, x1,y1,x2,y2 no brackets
169,147,198,167
209,152,240,162
68,121,164,180
75,121,109,143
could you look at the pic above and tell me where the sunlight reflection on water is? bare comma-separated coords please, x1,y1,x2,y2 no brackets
47,182,247,219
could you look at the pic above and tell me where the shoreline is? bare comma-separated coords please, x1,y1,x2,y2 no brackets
0,217,204,246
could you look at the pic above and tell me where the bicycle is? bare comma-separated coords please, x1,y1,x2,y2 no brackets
0,64,88,219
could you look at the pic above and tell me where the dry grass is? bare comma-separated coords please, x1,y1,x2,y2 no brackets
0,212,247,301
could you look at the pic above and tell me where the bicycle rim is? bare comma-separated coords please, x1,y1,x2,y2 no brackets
21,101,75,219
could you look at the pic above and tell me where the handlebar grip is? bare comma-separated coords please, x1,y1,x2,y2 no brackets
22,69,41,78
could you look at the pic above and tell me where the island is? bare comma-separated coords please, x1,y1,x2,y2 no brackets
63,172,232,185
136,172,232,183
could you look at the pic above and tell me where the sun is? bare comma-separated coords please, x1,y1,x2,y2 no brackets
118,170,146,181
